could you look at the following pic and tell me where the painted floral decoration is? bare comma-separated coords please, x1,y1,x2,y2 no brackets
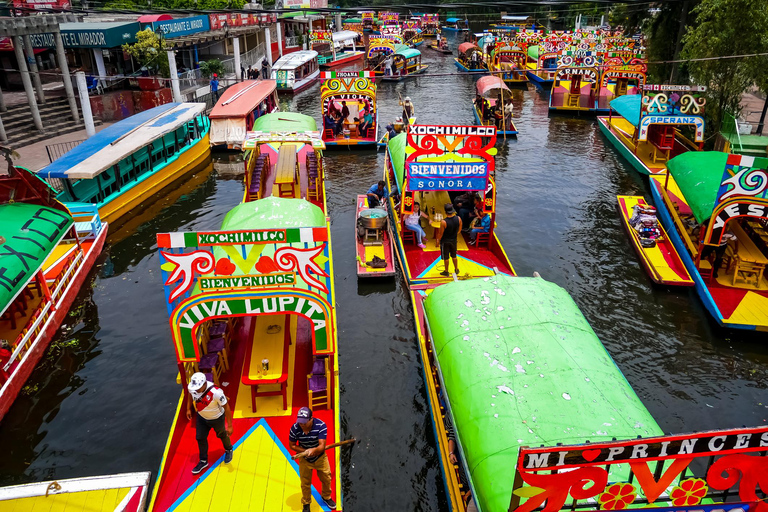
670,478,708,507
598,482,637,510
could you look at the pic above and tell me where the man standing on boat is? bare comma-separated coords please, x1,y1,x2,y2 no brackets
436,203,462,277
186,372,233,474
289,407,336,511
261,58,269,80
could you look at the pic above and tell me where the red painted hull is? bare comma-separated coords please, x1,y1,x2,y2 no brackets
0,225,108,421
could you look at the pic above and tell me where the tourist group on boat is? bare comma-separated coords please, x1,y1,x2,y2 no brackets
1,8,768,512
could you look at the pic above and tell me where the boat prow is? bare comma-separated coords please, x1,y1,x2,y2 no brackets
355,195,396,278
617,195,694,286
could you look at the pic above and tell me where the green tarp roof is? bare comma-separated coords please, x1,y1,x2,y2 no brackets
387,132,406,193
0,203,73,313
253,112,317,134
221,196,325,231
610,94,641,127
527,44,538,60
344,17,362,23
395,46,420,58
667,151,731,223
424,276,662,512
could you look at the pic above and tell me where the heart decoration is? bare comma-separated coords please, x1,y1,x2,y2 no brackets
582,449,601,462
254,255,279,274
215,258,236,276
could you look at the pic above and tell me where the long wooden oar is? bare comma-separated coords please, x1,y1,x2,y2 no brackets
292,438,356,460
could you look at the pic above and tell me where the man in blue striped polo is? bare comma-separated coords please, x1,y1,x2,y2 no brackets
288,407,336,511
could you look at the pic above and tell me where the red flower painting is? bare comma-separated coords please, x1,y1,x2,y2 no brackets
669,478,708,507
598,483,636,510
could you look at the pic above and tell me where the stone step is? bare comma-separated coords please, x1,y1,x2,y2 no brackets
3,97,71,114
3,106,81,130
5,119,103,150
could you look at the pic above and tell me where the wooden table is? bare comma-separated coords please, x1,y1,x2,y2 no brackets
730,222,768,287
274,144,298,198
241,315,290,413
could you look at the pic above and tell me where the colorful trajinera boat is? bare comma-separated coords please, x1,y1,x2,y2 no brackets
548,55,599,113
39,103,210,226
310,30,364,69
421,14,439,37
0,472,151,511
366,37,399,77
209,80,278,149
355,195,396,278
402,18,423,47
652,151,768,331
454,43,486,72
595,48,647,112
271,50,320,93
598,85,706,175
442,17,468,31
320,71,378,148
415,274,768,511
489,42,529,84
525,34,571,89
385,126,515,287
473,76,517,136
381,46,428,82
360,11,375,31
617,195,693,286
0,160,107,421
150,120,341,511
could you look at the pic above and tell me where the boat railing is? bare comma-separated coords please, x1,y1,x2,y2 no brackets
674,129,702,152
67,203,103,239
46,139,86,164
4,250,84,372
722,111,744,154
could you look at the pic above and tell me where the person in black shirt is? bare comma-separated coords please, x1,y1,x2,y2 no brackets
436,203,462,276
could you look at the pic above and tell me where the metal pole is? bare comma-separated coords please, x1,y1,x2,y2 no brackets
0,85,6,112
0,115,7,142
233,37,241,81
54,31,79,122
265,26,273,65
23,34,46,105
75,72,96,137
167,51,182,102
276,22,283,57
12,36,43,132
758,96,768,136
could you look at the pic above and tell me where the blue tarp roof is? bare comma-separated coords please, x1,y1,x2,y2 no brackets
610,94,641,127
446,17,463,23
40,103,180,179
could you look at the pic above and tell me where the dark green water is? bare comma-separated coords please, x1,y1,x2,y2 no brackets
1,31,767,512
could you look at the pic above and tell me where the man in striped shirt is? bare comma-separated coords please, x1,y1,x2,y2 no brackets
288,407,336,511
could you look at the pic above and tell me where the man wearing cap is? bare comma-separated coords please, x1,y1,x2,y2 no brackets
186,372,233,475
289,407,336,511
436,203,462,277
210,74,219,103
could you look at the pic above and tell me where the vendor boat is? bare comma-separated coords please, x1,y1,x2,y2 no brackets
454,43,487,72
617,195,693,286
427,41,452,54
489,42,529,84
421,14,440,37
320,71,378,148
271,50,320,93
39,103,210,226
381,46,429,82
597,85,706,175
651,151,768,331
442,17,469,31
209,80,278,149
385,126,515,288
150,118,342,511
355,195,395,278
0,158,107,421
311,30,365,69
0,472,151,511
473,76,518,137
414,274,768,511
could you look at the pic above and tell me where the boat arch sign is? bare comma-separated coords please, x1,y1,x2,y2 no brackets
170,289,334,362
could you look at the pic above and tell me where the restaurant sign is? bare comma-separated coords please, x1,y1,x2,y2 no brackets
510,426,768,512
30,22,140,48
151,16,210,38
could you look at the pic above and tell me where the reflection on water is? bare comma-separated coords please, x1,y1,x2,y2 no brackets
0,30,766,512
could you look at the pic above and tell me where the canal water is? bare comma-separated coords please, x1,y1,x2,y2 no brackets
1,31,767,511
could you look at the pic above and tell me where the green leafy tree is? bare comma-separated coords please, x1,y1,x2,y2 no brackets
681,0,768,132
199,59,225,78
122,29,170,77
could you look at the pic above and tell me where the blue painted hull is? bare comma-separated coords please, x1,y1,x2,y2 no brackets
526,70,553,89
472,103,517,136
453,59,485,73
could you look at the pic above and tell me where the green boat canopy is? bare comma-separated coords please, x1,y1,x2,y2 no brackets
221,197,325,231
527,44,539,60
0,203,73,313
667,151,730,223
253,112,317,134
424,276,662,512
610,94,641,127
344,17,362,23
387,132,407,193
395,46,421,59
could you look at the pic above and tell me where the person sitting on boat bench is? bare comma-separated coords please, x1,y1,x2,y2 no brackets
405,201,430,249
469,209,491,246
436,203,462,277
186,372,233,475
359,108,374,137
454,191,476,227
289,407,336,511
366,181,388,207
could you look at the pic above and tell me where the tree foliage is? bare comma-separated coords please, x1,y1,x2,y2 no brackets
199,59,225,78
122,29,170,77
681,0,768,132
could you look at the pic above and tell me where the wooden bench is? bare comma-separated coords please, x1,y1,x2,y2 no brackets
730,222,768,287
274,145,298,198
